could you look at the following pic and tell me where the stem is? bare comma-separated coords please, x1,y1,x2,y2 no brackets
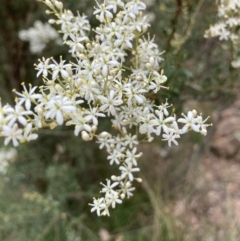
165,0,183,52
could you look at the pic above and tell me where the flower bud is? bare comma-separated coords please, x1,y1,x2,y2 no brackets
55,84,64,92
94,43,100,53
96,68,102,75
79,54,86,59
86,43,92,49
111,175,117,181
117,12,123,19
95,27,102,33
99,131,110,138
66,66,72,76
148,137,154,142
117,176,122,182
36,107,44,116
92,125,97,133
159,75,167,83
47,80,55,86
192,109,197,117
120,193,125,199
109,69,115,76
76,79,84,87
200,129,207,136
136,75,143,81
81,131,91,141
146,63,151,69
48,19,56,24
149,57,155,66
90,81,99,88
110,144,115,149
102,210,107,216
143,24,148,32
50,122,57,129
135,178,142,183
55,1,63,10
45,0,53,8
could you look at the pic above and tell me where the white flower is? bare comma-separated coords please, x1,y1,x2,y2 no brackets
138,113,155,137
98,90,123,116
101,179,119,195
35,58,52,77
45,95,76,125
196,115,210,135
5,104,32,127
178,111,200,133
67,34,88,54
162,131,179,147
124,134,138,149
14,84,42,110
97,135,115,150
157,100,171,116
93,55,119,77
84,107,105,125
124,84,147,106
114,31,133,49
94,1,114,22
119,163,140,181
107,149,122,165
89,198,106,216
49,59,72,80
80,81,101,103
22,123,38,142
106,0,124,13
119,181,135,198
105,190,122,208
150,110,175,136
2,123,23,147
125,147,142,166
66,110,91,136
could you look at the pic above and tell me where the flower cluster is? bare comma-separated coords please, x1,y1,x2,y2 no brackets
204,0,240,68
0,148,17,174
19,20,61,53
0,0,210,216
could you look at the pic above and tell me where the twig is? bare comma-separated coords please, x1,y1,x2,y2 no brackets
34,215,59,241
165,0,183,52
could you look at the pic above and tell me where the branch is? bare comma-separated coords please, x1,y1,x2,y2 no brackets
165,0,183,52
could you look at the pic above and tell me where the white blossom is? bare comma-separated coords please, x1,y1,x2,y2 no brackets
19,21,61,53
2,123,23,147
89,198,106,216
98,90,123,116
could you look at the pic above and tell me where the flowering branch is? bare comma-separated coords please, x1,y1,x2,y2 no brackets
0,0,211,216
205,0,240,68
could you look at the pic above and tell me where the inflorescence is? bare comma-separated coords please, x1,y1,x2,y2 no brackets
205,0,240,68
1,0,210,216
